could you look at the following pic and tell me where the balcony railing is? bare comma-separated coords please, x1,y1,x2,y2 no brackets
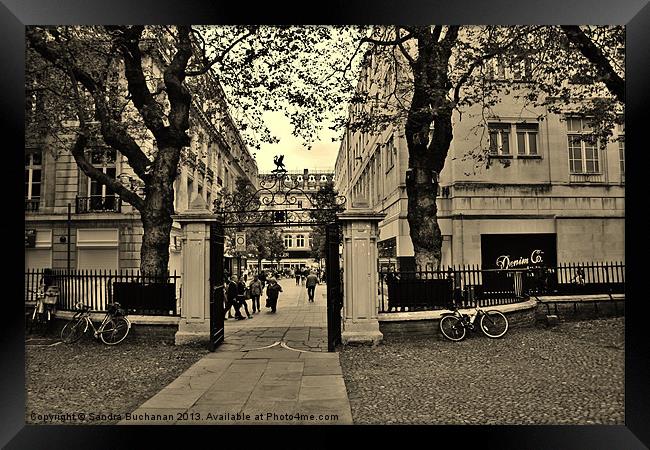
569,173,605,183
25,198,40,212
75,195,122,213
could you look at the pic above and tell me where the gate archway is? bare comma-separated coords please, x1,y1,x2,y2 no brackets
207,168,346,352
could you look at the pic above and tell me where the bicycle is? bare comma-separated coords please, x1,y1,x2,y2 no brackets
60,302,131,345
439,302,509,341
27,287,58,335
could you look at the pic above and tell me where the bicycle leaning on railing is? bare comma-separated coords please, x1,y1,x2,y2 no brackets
439,302,509,341
27,287,58,335
60,302,131,345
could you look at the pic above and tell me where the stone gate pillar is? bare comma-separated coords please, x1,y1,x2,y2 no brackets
338,198,386,346
172,196,216,345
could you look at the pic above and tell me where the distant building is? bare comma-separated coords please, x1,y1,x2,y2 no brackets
248,168,335,272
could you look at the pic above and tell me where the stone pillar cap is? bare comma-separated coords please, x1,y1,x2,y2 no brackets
172,195,217,222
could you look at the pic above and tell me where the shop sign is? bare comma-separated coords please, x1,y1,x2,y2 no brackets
481,233,557,270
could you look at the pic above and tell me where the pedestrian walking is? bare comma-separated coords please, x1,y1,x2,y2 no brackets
225,275,244,320
249,275,262,313
265,277,283,313
258,270,267,290
295,269,301,286
237,276,253,319
306,270,319,302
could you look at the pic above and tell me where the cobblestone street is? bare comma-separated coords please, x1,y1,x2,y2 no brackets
339,317,624,425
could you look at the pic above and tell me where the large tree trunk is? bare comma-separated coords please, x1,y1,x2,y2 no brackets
140,147,180,277
404,30,455,270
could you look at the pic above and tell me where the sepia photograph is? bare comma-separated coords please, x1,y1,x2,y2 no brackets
4,0,648,447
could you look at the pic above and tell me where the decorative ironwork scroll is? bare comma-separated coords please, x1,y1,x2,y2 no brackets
215,165,346,227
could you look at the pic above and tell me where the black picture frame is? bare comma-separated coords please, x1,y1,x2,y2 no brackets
4,1,646,448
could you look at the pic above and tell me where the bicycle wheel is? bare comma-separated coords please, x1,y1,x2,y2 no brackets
61,315,88,343
440,315,467,341
480,310,509,338
100,317,130,345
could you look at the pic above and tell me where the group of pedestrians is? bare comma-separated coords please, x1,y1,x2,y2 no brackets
223,267,323,319
224,270,284,320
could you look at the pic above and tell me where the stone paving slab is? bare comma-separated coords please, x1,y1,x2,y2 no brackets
121,279,352,425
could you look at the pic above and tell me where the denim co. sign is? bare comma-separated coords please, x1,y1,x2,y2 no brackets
481,234,557,270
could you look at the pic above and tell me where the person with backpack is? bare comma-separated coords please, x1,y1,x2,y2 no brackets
265,278,283,313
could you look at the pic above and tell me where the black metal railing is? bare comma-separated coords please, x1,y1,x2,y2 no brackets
377,261,625,313
25,198,40,212
75,195,122,213
25,269,180,316
527,261,625,296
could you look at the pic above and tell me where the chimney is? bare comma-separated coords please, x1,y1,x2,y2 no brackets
304,169,308,175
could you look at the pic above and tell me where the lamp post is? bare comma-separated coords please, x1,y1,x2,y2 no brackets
67,203,71,270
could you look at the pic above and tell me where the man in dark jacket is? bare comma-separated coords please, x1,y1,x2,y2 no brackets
225,275,244,320
237,276,253,319
305,270,319,302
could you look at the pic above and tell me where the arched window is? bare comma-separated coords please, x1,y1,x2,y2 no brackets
320,175,328,182
296,234,305,247
297,175,303,182
308,175,316,182
284,234,293,248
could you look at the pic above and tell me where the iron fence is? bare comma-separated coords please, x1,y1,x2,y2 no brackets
377,261,625,313
25,269,181,316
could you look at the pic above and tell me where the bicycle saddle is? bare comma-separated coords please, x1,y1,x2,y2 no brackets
75,302,91,311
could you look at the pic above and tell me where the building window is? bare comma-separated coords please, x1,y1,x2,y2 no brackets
308,235,313,249
297,200,303,209
296,234,305,247
567,117,599,174
308,175,316,183
284,235,293,248
320,175,328,182
516,123,538,156
76,228,119,270
384,137,395,174
88,148,117,198
488,123,510,155
25,150,42,210
619,139,625,181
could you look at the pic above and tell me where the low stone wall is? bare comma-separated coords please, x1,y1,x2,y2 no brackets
379,300,537,339
33,314,179,344
534,295,625,323
378,295,624,339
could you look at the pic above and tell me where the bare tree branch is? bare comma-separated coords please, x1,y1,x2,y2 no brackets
561,25,624,103
185,26,260,76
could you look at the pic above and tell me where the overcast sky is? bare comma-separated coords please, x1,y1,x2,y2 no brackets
253,111,341,174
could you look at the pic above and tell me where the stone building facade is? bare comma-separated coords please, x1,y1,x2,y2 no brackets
25,41,258,275
334,60,625,270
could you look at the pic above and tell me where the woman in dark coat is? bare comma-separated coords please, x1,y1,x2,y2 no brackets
265,278,283,313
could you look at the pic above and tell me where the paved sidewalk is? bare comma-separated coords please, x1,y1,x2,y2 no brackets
120,279,352,425
224,278,327,329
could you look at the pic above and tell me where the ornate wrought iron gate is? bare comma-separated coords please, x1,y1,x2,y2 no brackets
325,223,342,351
208,222,225,351
207,164,346,352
